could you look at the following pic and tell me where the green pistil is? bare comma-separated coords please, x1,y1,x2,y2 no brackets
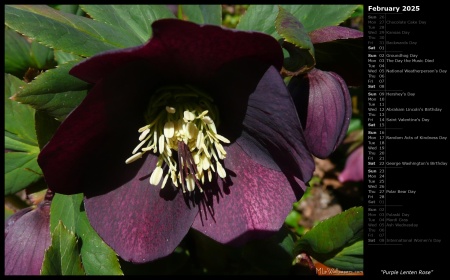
125,85,229,193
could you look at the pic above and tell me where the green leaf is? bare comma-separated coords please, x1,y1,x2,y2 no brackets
199,5,222,25
323,240,363,271
77,210,123,275
294,206,363,271
29,40,56,70
275,6,315,76
50,193,84,233
237,5,359,37
5,28,56,77
348,118,363,134
51,4,85,16
236,5,279,35
4,74,42,195
293,5,359,31
5,74,37,144
81,5,175,44
4,131,36,153
20,90,86,122
4,152,42,195
5,5,141,57
179,5,202,23
14,59,88,96
54,50,83,64
350,5,363,18
13,60,88,121
50,194,123,275
276,6,314,51
4,28,32,78
285,209,307,236
41,221,85,275
180,5,222,25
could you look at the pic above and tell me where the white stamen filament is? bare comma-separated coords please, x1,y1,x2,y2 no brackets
196,131,204,150
186,122,198,139
202,116,213,124
171,170,178,187
125,152,143,164
197,110,209,118
193,152,200,164
208,170,212,182
215,134,230,144
138,125,150,133
149,166,164,185
164,121,175,138
201,155,211,170
184,110,195,121
153,131,158,153
158,134,165,154
166,106,176,114
214,141,227,159
161,173,169,189
208,122,217,133
139,128,151,141
127,85,229,192
217,161,226,178
186,174,195,192
132,139,148,154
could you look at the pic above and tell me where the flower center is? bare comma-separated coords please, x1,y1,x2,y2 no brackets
125,85,229,193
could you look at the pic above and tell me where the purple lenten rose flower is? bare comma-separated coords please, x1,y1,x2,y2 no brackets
37,19,315,263
288,26,363,158
4,191,53,275
288,68,352,159
338,145,364,183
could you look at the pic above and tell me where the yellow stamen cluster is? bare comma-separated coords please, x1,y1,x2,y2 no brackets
125,85,230,193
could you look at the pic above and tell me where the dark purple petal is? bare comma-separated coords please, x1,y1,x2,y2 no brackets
4,202,51,275
288,69,352,158
309,26,363,44
191,66,313,246
38,63,152,194
338,145,364,183
192,143,306,246
84,154,198,264
238,66,315,185
70,18,283,85
5,207,32,238
327,71,353,149
208,59,286,142
309,26,363,87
